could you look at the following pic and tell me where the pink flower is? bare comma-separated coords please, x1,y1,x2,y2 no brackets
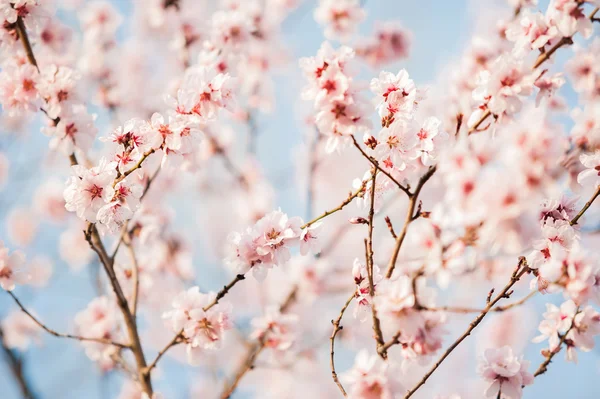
42,104,97,155
356,22,411,67
477,346,533,399
341,349,403,399
352,258,382,321
577,151,600,187
74,296,122,365
64,157,117,223
172,66,236,122
534,72,565,107
314,0,366,42
546,0,593,39
299,222,322,256
250,306,298,351
506,10,558,56
1,310,41,350
224,210,303,279
532,301,576,350
0,241,28,291
370,69,418,123
163,287,232,364
96,178,143,235
37,64,81,119
0,62,40,116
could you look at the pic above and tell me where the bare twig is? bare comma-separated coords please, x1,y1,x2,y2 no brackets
6,291,129,349
302,178,369,229
570,185,600,226
402,258,530,399
203,274,246,312
351,136,411,197
330,292,355,397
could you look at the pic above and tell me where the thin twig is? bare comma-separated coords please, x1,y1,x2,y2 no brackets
422,291,537,314
570,185,600,225
301,179,369,229
385,166,436,278
351,136,411,197
203,274,246,312
330,292,355,397
6,291,129,349
143,332,184,376
402,258,530,399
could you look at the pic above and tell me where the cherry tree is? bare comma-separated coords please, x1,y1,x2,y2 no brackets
1,0,600,398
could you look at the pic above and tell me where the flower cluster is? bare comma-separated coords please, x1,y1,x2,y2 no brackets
533,300,600,363
341,349,403,399
477,346,533,399
300,42,371,153
163,286,232,365
74,296,122,369
225,210,318,279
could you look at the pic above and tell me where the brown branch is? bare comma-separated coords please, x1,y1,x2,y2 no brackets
301,178,369,229
0,327,37,399
363,170,386,357
5,291,129,349
330,292,355,397
15,17,38,70
203,274,246,312
384,216,397,239
220,287,298,399
84,224,153,395
378,330,403,356
351,136,411,197
124,241,141,319
143,331,184,376
114,149,156,185
570,185,600,226
385,166,436,278
402,258,530,399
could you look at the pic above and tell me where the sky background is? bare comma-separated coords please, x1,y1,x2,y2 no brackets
1,0,599,398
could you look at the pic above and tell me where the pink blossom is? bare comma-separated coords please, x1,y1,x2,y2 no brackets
64,157,117,223
42,104,97,155
341,349,403,399
477,346,533,399
250,306,298,351
577,151,600,187
0,62,40,116
0,241,28,291
163,287,232,364
1,310,40,350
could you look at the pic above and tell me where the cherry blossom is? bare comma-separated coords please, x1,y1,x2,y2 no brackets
163,287,232,364
0,241,28,291
477,346,533,399
341,349,403,399
314,0,366,42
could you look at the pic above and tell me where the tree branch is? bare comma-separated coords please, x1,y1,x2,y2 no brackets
5,291,129,349
402,258,530,399
330,292,355,397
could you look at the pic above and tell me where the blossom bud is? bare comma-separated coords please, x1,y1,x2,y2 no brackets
349,217,368,225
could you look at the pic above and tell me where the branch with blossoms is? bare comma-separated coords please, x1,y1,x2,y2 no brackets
2,0,600,398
